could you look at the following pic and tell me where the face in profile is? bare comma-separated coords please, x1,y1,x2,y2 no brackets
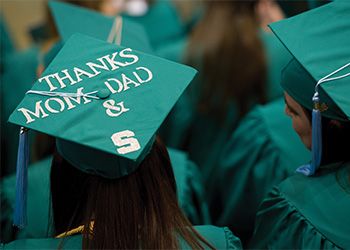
284,92,312,149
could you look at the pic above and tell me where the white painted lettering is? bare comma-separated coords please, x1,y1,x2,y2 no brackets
133,67,153,84
44,98,65,113
86,58,110,75
122,74,140,91
119,48,139,65
18,101,49,124
53,69,77,89
111,130,141,154
38,74,59,91
104,78,124,94
63,87,92,110
73,67,97,82
103,99,129,117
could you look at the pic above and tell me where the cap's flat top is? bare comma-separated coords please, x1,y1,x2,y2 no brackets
270,1,350,119
9,34,197,161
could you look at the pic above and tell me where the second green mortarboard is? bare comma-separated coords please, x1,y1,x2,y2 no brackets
270,0,350,121
49,0,153,53
270,0,350,176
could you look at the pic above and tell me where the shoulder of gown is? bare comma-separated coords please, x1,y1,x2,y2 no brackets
216,98,309,241
250,162,350,249
168,147,211,224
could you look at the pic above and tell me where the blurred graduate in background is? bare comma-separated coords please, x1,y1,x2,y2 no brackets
160,0,284,223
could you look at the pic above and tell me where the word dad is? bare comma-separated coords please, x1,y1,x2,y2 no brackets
18,48,153,124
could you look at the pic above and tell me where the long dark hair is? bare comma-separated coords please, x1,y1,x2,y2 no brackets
186,0,267,120
321,118,350,165
50,138,214,249
302,108,350,165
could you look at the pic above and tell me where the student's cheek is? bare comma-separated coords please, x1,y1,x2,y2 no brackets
292,117,312,149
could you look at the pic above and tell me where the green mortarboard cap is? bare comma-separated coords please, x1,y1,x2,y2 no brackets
9,33,197,178
270,0,350,121
122,1,184,48
43,41,63,68
49,0,153,53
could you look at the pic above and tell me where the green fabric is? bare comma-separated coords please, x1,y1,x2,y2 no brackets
0,148,210,242
9,34,197,178
43,42,63,68
155,36,188,63
0,14,15,66
0,47,39,176
1,225,241,249
123,0,185,49
1,157,52,243
160,29,291,148
259,30,292,101
270,0,350,120
214,98,310,243
162,30,291,147
160,74,253,219
168,148,211,224
281,57,345,120
185,105,239,203
49,0,153,54
250,161,350,249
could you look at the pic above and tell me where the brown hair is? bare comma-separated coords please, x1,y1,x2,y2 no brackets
186,0,267,120
50,138,215,249
302,108,350,165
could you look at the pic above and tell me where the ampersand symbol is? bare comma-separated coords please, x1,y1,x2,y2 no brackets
103,99,130,117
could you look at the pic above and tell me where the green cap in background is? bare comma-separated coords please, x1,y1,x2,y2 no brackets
122,0,185,49
49,0,153,53
271,0,350,121
9,33,197,178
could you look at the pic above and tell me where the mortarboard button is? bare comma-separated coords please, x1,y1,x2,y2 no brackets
97,88,111,99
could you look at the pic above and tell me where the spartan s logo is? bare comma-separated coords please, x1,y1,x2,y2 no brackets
111,130,141,154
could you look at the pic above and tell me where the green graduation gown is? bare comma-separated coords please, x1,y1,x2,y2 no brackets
0,148,210,242
0,15,15,68
0,47,39,176
250,161,350,249
215,98,310,243
0,225,242,249
159,30,293,185
155,36,188,63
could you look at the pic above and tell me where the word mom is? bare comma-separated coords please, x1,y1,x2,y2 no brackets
17,48,154,124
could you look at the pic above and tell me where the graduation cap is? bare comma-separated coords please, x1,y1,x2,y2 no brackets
270,0,350,176
122,1,185,48
9,33,197,228
49,0,153,53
